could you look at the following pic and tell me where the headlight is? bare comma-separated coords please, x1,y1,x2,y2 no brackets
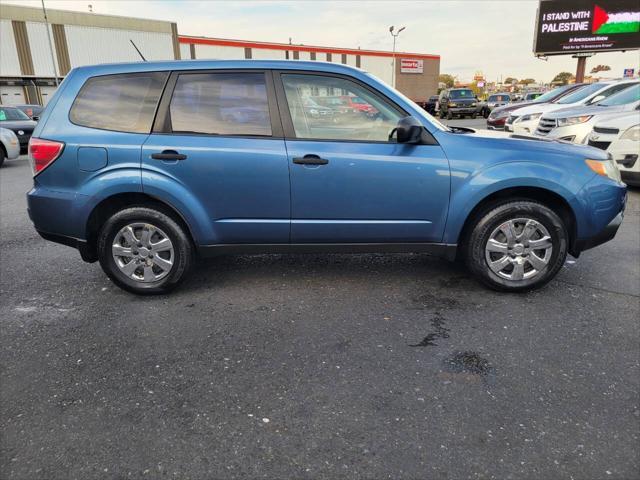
557,115,593,127
518,112,542,123
585,158,621,182
620,125,640,141
448,102,457,107
471,103,477,107
309,109,318,115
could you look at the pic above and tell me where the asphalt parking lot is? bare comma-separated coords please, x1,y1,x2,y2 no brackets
1,121,639,479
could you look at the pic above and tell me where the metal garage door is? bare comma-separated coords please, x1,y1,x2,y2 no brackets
0,86,26,105
39,85,57,106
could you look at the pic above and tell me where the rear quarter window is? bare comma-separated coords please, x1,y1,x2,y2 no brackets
70,72,168,133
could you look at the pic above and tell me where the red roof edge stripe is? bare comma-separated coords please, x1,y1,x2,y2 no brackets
178,35,440,60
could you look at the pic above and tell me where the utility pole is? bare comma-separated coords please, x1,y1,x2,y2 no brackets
41,0,59,86
389,26,405,88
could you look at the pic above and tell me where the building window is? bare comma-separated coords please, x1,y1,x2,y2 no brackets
293,51,299,60
341,54,347,64
356,55,361,68
326,53,332,62
310,52,316,60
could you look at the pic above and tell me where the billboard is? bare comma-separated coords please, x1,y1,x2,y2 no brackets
400,59,423,73
534,0,640,56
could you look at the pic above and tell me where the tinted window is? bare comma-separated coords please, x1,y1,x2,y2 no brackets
557,83,608,104
599,83,639,106
70,72,168,133
282,74,403,142
169,73,271,136
449,89,474,99
0,107,30,121
488,95,510,102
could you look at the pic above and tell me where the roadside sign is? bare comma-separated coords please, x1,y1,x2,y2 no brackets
623,68,635,77
477,81,485,87
400,59,423,73
533,0,640,56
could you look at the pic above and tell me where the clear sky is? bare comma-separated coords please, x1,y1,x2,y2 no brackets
6,0,640,83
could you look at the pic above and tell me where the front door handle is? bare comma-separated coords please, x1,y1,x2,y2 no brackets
151,150,187,161
293,154,329,166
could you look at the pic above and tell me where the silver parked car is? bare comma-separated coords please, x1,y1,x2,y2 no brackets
0,127,21,167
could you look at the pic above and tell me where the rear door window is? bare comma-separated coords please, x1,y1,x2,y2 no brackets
168,72,272,136
70,72,168,133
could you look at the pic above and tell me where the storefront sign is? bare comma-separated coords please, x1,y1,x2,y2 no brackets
400,59,423,73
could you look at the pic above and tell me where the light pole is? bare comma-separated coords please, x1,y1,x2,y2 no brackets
41,0,59,86
389,25,405,88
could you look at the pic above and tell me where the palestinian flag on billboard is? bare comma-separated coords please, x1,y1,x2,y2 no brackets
592,4,640,33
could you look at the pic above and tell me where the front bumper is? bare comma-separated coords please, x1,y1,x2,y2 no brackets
487,117,507,129
449,107,477,115
573,210,624,253
572,178,627,256
536,123,593,144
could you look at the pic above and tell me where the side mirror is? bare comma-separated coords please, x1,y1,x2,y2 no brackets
393,116,423,144
32,116,40,122
589,94,606,104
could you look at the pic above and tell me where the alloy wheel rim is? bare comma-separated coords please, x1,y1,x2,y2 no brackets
112,223,174,283
484,218,553,281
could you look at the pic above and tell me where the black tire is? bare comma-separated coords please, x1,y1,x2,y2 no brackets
97,207,193,295
471,113,478,119
483,108,489,119
464,200,568,292
0,148,5,168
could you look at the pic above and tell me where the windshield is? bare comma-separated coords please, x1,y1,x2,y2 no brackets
488,95,510,102
557,83,609,104
0,107,30,121
450,89,474,99
599,83,640,106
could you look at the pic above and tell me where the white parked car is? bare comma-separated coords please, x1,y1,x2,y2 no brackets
0,127,20,167
508,79,638,135
588,112,640,187
533,83,640,143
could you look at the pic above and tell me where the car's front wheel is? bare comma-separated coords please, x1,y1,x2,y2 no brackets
97,207,193,295
465,200,568,292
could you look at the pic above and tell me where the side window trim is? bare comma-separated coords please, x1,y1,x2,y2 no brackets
272,70,409,143
152,69,284,138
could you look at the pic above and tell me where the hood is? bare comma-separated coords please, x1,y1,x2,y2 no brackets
510,102,572,118
542,103,626,119
491,101,540,115
445,126,608,160
0,120,37,130
594,111,640,131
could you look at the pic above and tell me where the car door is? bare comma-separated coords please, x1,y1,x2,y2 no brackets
142,70,290,245
275,71,450,243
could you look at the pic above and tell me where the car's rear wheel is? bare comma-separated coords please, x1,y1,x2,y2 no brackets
465,200,568,292
97,207,193,295
0,148,6,168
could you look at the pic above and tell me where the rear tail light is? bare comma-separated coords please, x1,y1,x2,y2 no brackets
28,138,64,176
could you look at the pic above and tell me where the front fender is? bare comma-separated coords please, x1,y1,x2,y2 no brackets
443,161,592,244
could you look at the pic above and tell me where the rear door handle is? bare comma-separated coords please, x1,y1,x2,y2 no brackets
151,150,187,161
293,154,329,166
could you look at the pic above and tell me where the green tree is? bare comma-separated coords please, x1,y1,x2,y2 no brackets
552,72,574,85
590,64,611,74
520,78,536,85
504,77,518,85
439,74,455,88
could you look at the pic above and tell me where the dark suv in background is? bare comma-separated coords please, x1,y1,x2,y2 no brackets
438,88,478,119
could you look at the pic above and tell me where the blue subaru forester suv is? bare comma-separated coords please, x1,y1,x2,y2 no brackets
27,60,626,294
